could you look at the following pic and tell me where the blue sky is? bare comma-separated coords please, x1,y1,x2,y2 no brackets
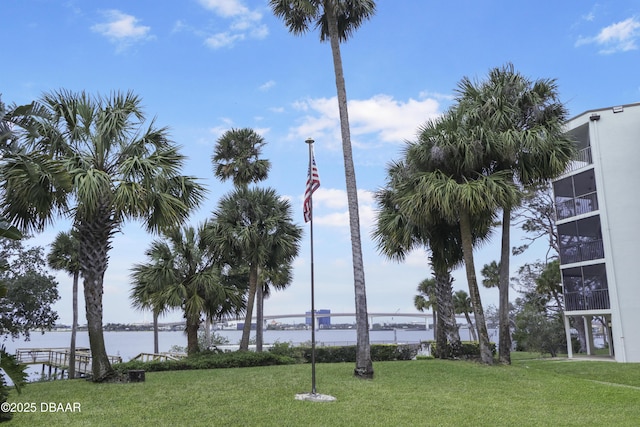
2,1,639,325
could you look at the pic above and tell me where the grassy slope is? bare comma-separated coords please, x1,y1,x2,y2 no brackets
6,355,640,426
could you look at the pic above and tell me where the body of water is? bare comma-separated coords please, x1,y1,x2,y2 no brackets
4,327,472,381
5,328,441,362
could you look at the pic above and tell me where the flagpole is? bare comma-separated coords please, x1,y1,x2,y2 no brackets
305,137,317,395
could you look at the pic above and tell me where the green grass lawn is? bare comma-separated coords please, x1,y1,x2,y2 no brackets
6,354,640,426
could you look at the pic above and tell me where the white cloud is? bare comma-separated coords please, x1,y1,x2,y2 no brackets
307,188,377,231
289,94,441,150
198,0,268,49
260,80,276,91
198,0,249,17
205,32,244,49
576,17,640,54
91,10,153,52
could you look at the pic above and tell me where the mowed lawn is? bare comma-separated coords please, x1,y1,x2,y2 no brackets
6,354,640,426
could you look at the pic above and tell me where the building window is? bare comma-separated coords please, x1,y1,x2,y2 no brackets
562,263,610,311
558,215,604,264
554,169,598,220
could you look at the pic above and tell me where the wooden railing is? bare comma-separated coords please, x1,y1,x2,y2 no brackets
130,352,186,362
15,348,122,376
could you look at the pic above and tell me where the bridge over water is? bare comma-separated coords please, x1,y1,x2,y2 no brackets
149,312,470,329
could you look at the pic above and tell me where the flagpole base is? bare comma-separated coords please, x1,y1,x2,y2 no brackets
295,392,337,402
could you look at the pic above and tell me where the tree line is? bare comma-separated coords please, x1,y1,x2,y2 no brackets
0,1,577,390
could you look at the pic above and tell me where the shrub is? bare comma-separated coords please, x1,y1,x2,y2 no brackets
268,341,306,363
114,351,295,374
426,341,497,360
296,344,419,363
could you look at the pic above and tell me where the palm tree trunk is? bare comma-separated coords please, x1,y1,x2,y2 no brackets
256,281,264,352
325,0,373,379
464,312,478,341
204,317,211,349
69,271,78,379
459,209,493,364
186,317,199,355
83,272,113,380
433,261,462,358
432,310,438,346
498,208,512,364
78,214,115,381
240,266,258,351
153,311,159,354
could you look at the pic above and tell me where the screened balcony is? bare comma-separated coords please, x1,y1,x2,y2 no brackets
554,169,598,221
562,263,610,311
558,216,605,264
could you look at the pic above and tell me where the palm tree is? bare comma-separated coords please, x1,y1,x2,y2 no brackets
256,262,294,351
373,161,463,358
481,261,500,289
270,0,376,379
131,223,245,355
211,127,280,351
211,128,271,187
1,90,205,380
453,290,477,341
0,213,27,407
455,64,575,363
396,109,519,364
414,278,437,335
130,267,168,354
208,186,302,351
47,230,81,378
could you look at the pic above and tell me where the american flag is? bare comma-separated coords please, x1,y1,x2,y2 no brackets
303,150,320,223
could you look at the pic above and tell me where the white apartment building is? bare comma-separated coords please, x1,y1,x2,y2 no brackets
554,102,640,362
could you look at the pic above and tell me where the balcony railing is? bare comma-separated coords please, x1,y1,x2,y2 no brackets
555,192,598,220
564,289,610,311
565,147,593,173
559,239,605,264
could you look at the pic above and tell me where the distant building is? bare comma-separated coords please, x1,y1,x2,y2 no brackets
306,309,331,327
553,102,640,362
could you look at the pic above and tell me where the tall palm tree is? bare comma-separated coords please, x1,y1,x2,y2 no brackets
131,223,244,355
455,64,575,363
373,162,463,358
396,109,519,364
211,127,279,351
453,290,477,341
211,128,291,351
1,90,205,380
270,0,376,379
212,128,271,187
47,230,81,378
208,186,302,351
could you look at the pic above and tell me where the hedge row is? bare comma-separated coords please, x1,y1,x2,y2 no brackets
113,341,494,374
113,350,295,373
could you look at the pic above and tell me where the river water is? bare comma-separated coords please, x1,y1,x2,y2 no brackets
4,327,466,381
5,328,440,361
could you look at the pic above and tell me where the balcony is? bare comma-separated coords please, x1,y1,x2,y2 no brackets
555,192,598,220
565,147,593,173
559,239,605,264
564,288,610,311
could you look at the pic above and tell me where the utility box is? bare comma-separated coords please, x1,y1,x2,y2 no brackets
128,370,145,382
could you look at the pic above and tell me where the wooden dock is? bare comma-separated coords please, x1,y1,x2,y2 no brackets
130,352,186,362
15,347,123,379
